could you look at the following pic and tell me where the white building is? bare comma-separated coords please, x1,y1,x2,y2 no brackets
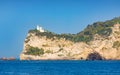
36,25,45,32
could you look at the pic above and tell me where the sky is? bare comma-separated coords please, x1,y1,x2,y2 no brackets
0,0,120,58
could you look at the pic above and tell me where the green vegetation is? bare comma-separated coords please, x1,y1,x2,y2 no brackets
115,31,120,35
25,46,44,55
25,39,30,43
42,44,49,47
25,34,32,43
58,54,63,56
59,48,64,51
29,17,120,43
45,50,53,54
113,41,120,50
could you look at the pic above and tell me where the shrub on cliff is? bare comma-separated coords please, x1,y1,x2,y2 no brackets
25,46,44,56
113,41,120,50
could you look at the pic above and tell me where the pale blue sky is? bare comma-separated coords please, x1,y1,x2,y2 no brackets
0,0,120,58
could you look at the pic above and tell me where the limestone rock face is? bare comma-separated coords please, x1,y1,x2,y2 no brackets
20,23,120,60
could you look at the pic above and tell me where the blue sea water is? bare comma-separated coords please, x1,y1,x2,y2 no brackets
0,60,120,75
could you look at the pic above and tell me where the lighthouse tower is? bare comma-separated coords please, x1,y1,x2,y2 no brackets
36,25,45,32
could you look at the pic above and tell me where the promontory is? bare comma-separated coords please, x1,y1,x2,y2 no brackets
20,17,120,60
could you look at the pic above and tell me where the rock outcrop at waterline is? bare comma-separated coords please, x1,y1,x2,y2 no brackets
20,17,120,60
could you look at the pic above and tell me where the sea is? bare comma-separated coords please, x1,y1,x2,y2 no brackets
0,60,120,75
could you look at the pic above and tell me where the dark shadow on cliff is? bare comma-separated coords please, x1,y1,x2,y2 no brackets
87,52,104,60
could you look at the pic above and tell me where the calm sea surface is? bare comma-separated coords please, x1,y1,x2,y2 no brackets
0,60,120,75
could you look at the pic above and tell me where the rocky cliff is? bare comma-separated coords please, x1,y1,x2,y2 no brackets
20,17,120,60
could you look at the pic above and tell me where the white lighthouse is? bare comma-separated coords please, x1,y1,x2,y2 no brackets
36,25,45,32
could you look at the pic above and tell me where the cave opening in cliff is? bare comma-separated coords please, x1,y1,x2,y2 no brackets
87,52,103,60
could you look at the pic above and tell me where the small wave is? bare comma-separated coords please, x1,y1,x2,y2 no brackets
0,72,29,75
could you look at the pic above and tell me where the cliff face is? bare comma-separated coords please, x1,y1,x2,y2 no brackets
20,18,120,60
20,33,92,60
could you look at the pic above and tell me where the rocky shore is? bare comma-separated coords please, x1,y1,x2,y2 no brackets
0,57,16,60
